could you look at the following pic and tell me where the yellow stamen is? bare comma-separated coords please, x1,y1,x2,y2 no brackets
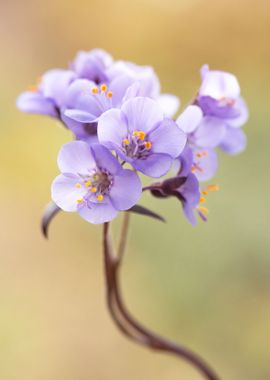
96,194,104,201
107,91,113,98
133,131,146,140
77,198,83,203
196,151,208,158
122,138,130,146
202,190,209,196
100,84,107,92
144,141,152,149
200,197,206,204
90,187,97,193
198,206,209,215
75,183,81,188
207,184,220,192
91,86,99,94
85,181,91,187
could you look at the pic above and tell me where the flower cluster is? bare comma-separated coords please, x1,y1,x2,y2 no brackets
17,49,248,225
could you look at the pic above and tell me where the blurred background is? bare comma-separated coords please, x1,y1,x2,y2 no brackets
0,0,269,379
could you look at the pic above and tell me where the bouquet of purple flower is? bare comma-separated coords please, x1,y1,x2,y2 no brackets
17,49,248,380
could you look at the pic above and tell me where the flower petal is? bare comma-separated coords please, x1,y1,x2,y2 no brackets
41,69,76,107
192,117,226,148
64,108,97,123
121,97,163,134
133,153,172,178
157,94,180,117
193,148,218,181
110,169,142,210
177,146,193,176
219,127,247,155
149,118,187,158
98,108,128,150
226,97,249,128
90,144,122,175
51,174,86,212
199,67,240,99
64,79,95,107
57,141,96,175
16,92,58,117
79,201,117,224
176,105,203,133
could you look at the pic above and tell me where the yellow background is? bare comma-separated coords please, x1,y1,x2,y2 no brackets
0,0,269,379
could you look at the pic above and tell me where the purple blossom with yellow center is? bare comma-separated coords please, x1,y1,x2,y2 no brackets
98,97,187,178
52,141,142,224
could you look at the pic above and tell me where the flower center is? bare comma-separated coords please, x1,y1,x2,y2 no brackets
76,169,113,203
89,83,113,114
122,130,152,159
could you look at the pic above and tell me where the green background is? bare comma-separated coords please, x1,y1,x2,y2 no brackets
0,0,269,379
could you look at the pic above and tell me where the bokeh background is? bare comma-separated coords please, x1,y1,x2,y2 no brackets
0,0,270,379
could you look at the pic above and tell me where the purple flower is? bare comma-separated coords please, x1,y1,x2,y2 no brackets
98,97,187,178
70,48,113,83
197,64,248,123
107,60,180,117
52,141,142,224
150,175,201,225
196,65,249,153
63,76,137,125
16,69,76,118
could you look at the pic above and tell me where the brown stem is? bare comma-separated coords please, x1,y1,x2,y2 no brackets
102,220,221,380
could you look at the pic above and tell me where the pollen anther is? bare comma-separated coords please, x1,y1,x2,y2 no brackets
96,194,104,201
196,151,208,158
107,91,113,98
91,86,99,94
122,139,130,146
90,187,97,193
133,131,146,140
100,84,107,92
85,181,91,187
198,206,209,215
144,141,152,149
75,183,81,188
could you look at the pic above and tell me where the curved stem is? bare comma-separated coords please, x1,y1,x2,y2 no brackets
102,220,220,380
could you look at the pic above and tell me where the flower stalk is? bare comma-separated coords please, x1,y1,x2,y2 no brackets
102,217,220,380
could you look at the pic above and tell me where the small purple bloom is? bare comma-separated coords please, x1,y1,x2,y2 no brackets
196,65,249,154
17,69,76,118
70,49,113,83
198,64,243,120
98,97,187,178
197,65,248,124
150,174,200,225
107,60,180,117
51,141,142,224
